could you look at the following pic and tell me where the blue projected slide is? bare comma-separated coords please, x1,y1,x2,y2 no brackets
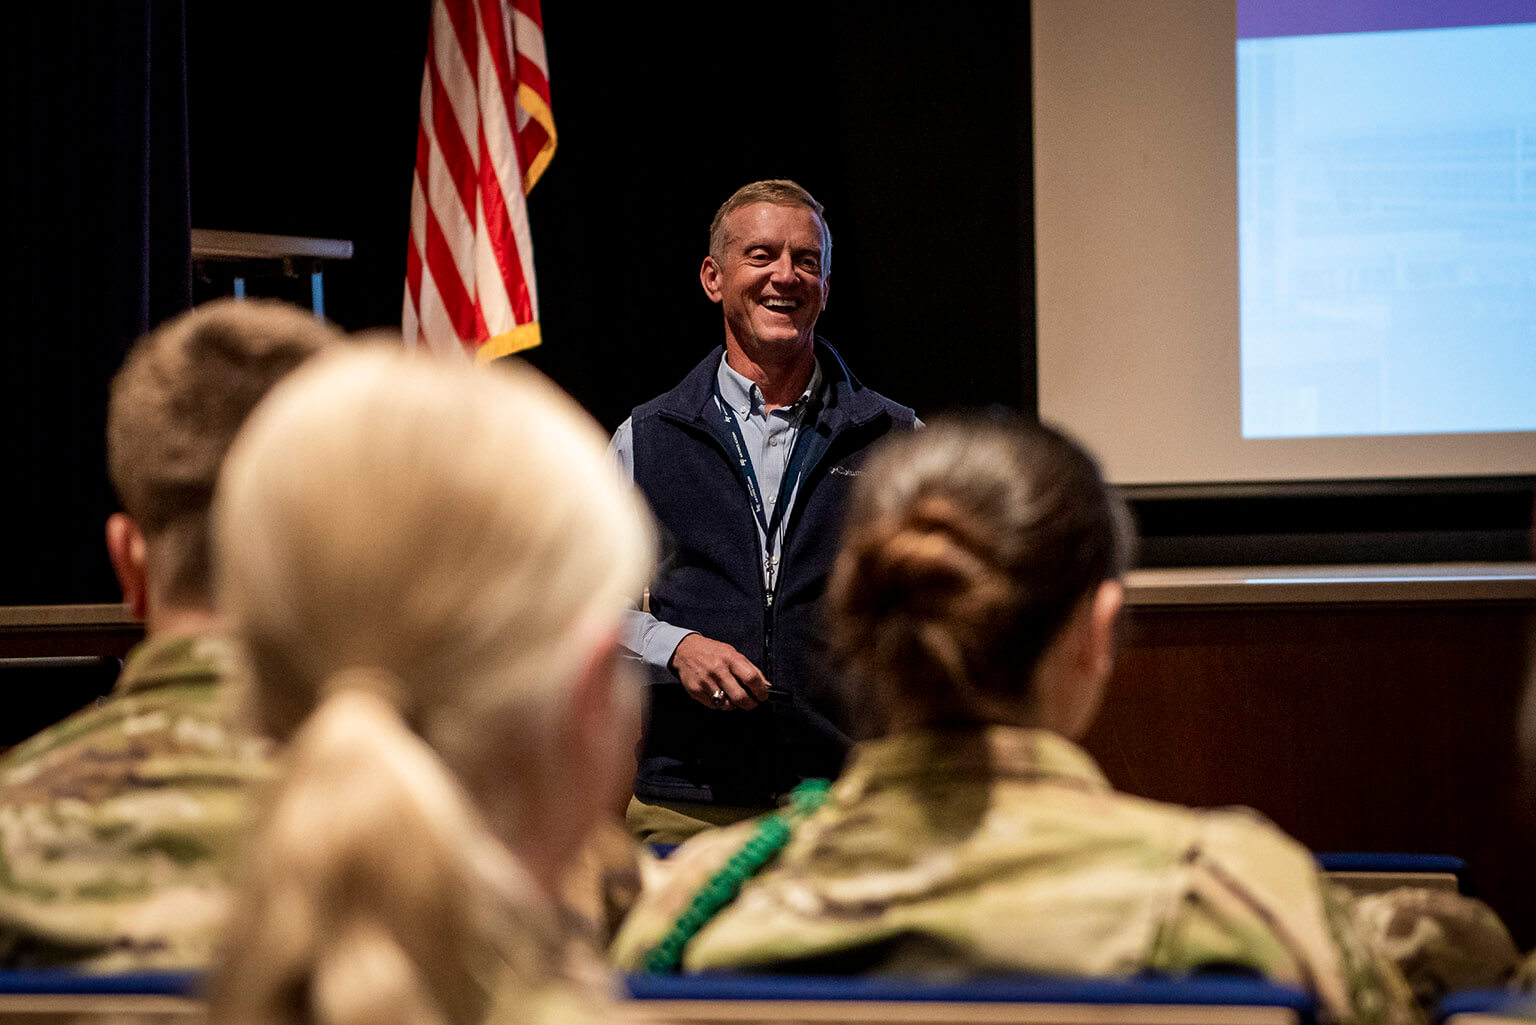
1237,3,1536,439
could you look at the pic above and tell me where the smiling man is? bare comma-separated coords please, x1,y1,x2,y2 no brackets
612,180,918,844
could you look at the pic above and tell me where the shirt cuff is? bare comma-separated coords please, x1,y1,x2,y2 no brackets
640,623,696,672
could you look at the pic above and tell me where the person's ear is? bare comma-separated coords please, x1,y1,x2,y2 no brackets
105,513,149,621
820,272,831,312
1080,579,1124,684
566,627,623,758
699,256,724,303
1031,579,1123,741
565,626,640,818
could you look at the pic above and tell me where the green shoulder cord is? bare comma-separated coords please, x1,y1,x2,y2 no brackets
643,777,833,974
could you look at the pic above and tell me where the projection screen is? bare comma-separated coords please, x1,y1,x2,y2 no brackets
1032,0,1536,485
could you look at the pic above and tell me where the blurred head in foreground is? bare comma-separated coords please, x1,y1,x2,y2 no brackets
828,415,1132,738
107,298,342,633
210,349,653,1025
0,299,336,972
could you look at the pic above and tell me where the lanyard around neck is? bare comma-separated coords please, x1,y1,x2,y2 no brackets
712,385,815,556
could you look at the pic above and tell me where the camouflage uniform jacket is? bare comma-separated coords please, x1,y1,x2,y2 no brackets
562,819,644,956
612,726,1421,1025
0,632,271,970
1352,887,1516,1010
482,906,621,1025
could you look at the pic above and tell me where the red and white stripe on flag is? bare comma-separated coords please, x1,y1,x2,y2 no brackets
404,0,555,362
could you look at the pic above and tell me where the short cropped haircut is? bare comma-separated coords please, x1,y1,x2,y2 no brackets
707,179,832,274
107,298,342,607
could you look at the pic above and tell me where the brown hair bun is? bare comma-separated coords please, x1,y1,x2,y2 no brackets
828,416,1132,732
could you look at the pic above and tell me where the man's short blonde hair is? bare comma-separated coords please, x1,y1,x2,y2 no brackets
107,298,342,607
707,179,832,273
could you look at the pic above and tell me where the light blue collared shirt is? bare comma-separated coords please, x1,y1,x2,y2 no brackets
611,354,825,670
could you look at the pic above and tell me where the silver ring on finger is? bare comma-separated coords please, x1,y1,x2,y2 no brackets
711,688,729,709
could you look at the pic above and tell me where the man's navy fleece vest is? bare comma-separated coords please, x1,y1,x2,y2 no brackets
630,341,916,805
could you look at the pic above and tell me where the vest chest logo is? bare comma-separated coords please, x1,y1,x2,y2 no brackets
829,465,862,477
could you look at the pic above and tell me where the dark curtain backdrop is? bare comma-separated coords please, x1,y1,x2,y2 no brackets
186,3,1035,432
5,2,1033,604
2,2,192,605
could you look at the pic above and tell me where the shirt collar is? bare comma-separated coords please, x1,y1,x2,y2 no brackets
114,631,233,698
834,725,1112,803
716,353,824,418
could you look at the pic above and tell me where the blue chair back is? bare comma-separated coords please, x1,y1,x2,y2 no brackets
1436,987,1533,1025
1316,852,1471,895
0,970,203,1021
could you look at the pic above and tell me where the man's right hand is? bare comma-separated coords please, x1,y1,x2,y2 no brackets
669,633,772,711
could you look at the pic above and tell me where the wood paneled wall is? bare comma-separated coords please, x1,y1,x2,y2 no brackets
1085,600,1536,946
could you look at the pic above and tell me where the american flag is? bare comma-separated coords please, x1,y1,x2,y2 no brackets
404,0,555,361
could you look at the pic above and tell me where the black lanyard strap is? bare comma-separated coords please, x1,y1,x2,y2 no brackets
712,388,815,556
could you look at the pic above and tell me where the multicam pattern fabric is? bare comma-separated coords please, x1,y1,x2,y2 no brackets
1351,887,1517,1011
1510,949,1536,998
484,907,621,1025
561,819,644,956
612,726,1421,1025
0,633,270,969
